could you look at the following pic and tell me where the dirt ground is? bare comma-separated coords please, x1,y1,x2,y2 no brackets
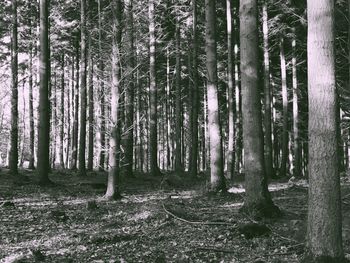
0,169,349,263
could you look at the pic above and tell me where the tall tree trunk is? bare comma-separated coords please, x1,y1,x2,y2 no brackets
105,0,122,200
175,13,183,173
71,46,79,170
124,0,135,177
205,0,226,192
166,47,172,170
239,0,279,216
262,3,274,179
66,56,74,168
279,37,288,177
226,0,235,180
28,15,35,170
37,0,51,184
87,49,94,171
189,0,199,178
148,0,161,176
9,0,18,176
79,0,87,176
305,0,344,260
59,55,65,169
292,29,301,178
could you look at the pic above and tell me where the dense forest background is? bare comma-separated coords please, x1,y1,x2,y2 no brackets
0,0,350,262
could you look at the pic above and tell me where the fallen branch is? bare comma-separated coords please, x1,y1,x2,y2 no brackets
162,203,236,226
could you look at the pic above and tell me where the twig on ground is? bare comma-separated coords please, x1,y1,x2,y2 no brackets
162,203,236,226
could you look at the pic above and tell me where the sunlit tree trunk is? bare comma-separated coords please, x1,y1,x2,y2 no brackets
279,37,288,177
239,0,278,216
9,0,18,176
305,0,344,260
78,0,87,176
148,0,161,176
205,0,226,192
262,3,274,179
124,0,135,177
105,0,122,200
37,0,51,184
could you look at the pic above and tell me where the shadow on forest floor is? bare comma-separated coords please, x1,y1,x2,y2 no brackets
0,169,350,263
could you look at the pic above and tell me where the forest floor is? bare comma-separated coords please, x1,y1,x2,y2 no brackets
0,169,350,263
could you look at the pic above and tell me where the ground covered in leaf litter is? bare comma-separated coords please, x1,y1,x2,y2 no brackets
0,169,350,263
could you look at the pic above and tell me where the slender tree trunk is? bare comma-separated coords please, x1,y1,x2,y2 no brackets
305,0,344,260
279,37,288,177
262,3,274,179
37,0,51,184
149,0,161,176
189,0,199,179
71,46,79,170
239,0,279,216
66,56,74,168
105,0,122,199
28,16,35,170
9,0,18,176
78,0,87,176
205,0,226,192
226,0,235,180
166,47,172,170
87,49,94,171
124,0,135,177
292,29,301,178
59,55,65,169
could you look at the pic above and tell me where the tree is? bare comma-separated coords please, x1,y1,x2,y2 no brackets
71,45,79,170
205,0,226,192
148,0,161,176
9,0,18,176
37,0,51,185
239,0,279,216
105,0,122,200
28,10,35,170
78,0,87,176
59,54,65,169
304,0,344,261
87,47,94,171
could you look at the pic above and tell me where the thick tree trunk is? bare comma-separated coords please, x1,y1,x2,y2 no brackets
78,0,87,176
305,0,344,261
205,0,226,192
105,0,122,200
279,38,288,177
37,0,51,184
262,3,274,179
239,0,279,217
124,0,135,177
9,0,18,176
148,0,161,176
226,0,235,181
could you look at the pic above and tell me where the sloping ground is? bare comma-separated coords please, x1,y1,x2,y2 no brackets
0,170,349,263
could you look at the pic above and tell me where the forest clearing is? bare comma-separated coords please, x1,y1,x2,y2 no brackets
1,170,349,263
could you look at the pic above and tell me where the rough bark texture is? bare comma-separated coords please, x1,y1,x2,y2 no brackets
148,0,161,176
105,0,122,200
9,0,18,176
205,0,226,192
37,0,51,184
226,0,235,181
124,0,135,177
262,3,274,179
305,0,344,260
239,0,279,217
78,0,87,176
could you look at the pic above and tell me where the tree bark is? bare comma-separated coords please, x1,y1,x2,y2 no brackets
239,0,279,217
71,46,79,170
305,0,344,260
37,0,51,184
87,48,94,171
59,55,65,169
205,0,226,192
28,14,35,170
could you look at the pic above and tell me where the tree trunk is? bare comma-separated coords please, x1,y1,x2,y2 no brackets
148,0,161,176
105,0,122,200
28,15,35,170
78,0,87,176
292,29,301,178
262,3,274,179
205,0,226,192
87,49,94,171
239,0,279,217
9,0,18,176
124,0,135,177
71,46,79,170
305,0,344,260
59,55,65,169
37,0,51,184
279,37,288,178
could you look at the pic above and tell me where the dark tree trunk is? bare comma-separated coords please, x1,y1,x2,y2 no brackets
71,46,79,170
87,50,94,171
